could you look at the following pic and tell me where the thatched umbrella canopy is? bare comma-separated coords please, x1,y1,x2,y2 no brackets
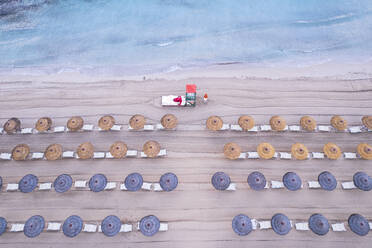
89,174,107,192
257,143,275,159
270,116,286,131
223,142,241,160
98,115,115,130
54,174,73,193
271,213,291,235
143,141,161,158
238,115,254,131
101,215,121,237
129,114,146,130
247,171,266,191
109,141,128,158
206,116,223,131
323,142,341,160
318,171,337,191
76,142,94,159
348,214,370,236
124,173,143,191
18,174,38,193
308,214,329,236
357,143,372,160
35,117,52,132
139,215,160,237
63,215,83,237
161,114,178,129
3,118,21,134
232,214,252,236
300,116,317,131
24,215,45,238
159,172,178,192
283,172,302,191
12,144,30,161
362,116,372,129
67,116,84,131
211,172,231,191
45,144,62,161
330,115,347,131
0,217,7,236
291,143,309,160
353,172,372,191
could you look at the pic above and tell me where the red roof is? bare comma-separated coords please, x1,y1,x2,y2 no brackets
186,84,196,93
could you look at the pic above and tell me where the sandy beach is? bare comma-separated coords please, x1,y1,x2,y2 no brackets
0,68,372,247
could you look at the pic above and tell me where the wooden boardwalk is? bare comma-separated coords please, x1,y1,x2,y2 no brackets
0,77,371,247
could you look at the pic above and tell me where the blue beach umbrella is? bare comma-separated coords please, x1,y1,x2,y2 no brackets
124,173,143,191
54,174,73,193
19,174,38,193
247,171,266,191
271,213,291,235
348,214,370,236
101,215,121,237
159,172,178,192
89,174,107,192
308,214,329,236
0,217,7,236
353,172,372,191
24,215,45,238
318,171,337,191
63,215,83,238
283,172,302,191
139,215,160,237
211,172,231,191
232,214,252,236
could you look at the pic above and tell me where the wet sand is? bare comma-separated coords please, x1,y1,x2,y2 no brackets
0,76,371,247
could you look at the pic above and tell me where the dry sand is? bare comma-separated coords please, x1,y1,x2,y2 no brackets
0,73,372,247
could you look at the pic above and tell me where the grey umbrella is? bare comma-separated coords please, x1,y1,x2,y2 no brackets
159,172,178,192
139,215,160,237
54,174,73,193
353,172,372,191
0,217,7,236
89,174,107,192
348,214,370,236
101,215,121,237
19,174,38,193
271,213,291,235
318,171,337,191
247,171,266,191
232,214,252,236
283,172,302,191
308,214,329,236
63,215,83,238
24,215,45,238
124,173,143,191
211,172,231,191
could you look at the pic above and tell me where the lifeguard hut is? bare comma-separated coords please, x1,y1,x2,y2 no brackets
185,84,196,107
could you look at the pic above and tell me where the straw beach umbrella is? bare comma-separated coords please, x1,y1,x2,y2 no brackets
3,118,21,134
211,172,231,191
98,115,115,130
283,172,302,191
54,174,73,193
232,214,252,236
300,116,317,131
291,143,309,160
0,217,7,236
223,142,241,160
159,172,178,192
357,143,372,160
109,141,128,158
271,213,291,235
308,214,329,236
362,116,372,129
247,171,266,191
206,116,223,131
161,114,178,129
44,144,62,160
348,214,370,236
139,215,160,237
257,143,275,159
143,141,161,158
238,115,254,131
330,115,347,131
89,174,107,192
63,215,83,238
19,174,38,193
67,116,84,131
35,117,52,132
24,215,44,238
101,215,121,237
353,172,372,191
318,171,337,191
323,143,341,160
129,114,145,130
270,116,286,131
76,142,94,159
124,173,143,191
12,144,30,161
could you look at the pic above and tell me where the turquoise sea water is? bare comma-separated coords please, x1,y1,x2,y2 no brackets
1,0,372,76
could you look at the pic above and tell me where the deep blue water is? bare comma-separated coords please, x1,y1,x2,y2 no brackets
1,0,372,76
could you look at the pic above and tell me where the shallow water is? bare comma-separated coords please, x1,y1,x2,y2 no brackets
1,0,372,77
